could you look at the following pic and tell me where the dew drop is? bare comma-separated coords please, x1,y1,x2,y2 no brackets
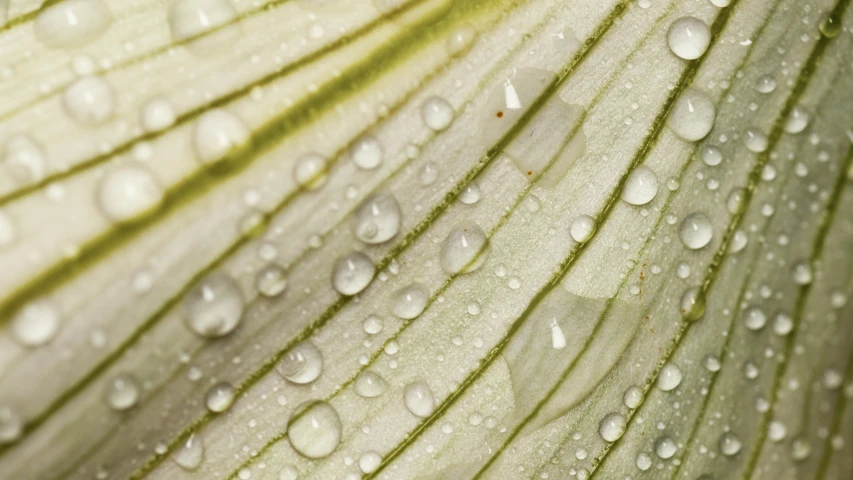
97,165,164,223
667,88,715,141
332,251,375,296
819,11,842,38
183,272,245,338
0,406,23,445
784,106,810,134
11,300,60,348
743,127,768,153
773,311,793,336
169,0,241,55
636,452,652,471
755,74,776,93
141,97,177,133
719,432,742,456
621,165,659,206
599,413,627,442
205,382,236,413
287,401,342,459
703,354,721,372
569,215,597,243
104,373,141,411
3,135,47,185
277,342,323,384
172,434,204,471
440,221,490,274
743,306,767,331
710,0,732,6
791,260,813,285
729,229,748,253
359,450,383,474
550,319,567,349
63,75,115,125
459,183,481,204
420,96,455,131
193,109,251,165
791,436,812,461
654,436,677,459
726,187,747,214
293,152,328,190
363,314,383,335
404,381,435,418
623,385,644,409
35,0,111,49
350,134,383,170
701,144,723,166
667,17,711,60
679,212,713,249
657,363,683,391
354,371,389,398
353,192,402,244
680,287,706,321
255,264,288,297
446,23,477,56
392,283,429,319
768,421,787,442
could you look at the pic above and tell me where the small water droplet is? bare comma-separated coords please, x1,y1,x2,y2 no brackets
679,212,713,249
440,221,490,274
773,311,793,336
141,97,177,132
277,342,323,384
636,451,652,470
353,192,402,244
97,165,164,223
569,215,597,243
784,106,810,134
791,260,813,285
654,436,677,459
63,75,115,125
726,187,747,214
0,406,23,445
621,165,659,205
819,11,842,38
3,135,47,185
420,96,455,131
172,434,204,471
193,109,250,165
623,385,644,408
755,74,776,93
404,381,435,418
363,314,383,335
657,363,682,391
183,272,245,338
459,183,481,204
104,373,141,411
35,0,111,49
599,413,627,442
332,251,375,296
350,134,383,170
667,88,715,141
169,0,241,55
354,371,388,398
11,300,60,348
287,401,342,459
768,421,787,442
743,306,767,331
446,23,477,56
703,354,721,372
791,436,812,461
293,152,328,190
392,283,429,319
667,17,711,60
205,382,236,413
255,264,288,297
701,144,723,166
743,127,768,153
718,431,742,456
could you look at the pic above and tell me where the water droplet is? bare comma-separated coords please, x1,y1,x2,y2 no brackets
404,381,435,418
784,106,810,134
3,135,47,184
357,450,383,474
446,23,477,56
350,134,383,170
726,187,747,214
636,452,652,471
255,264,288,297
621,165,659,205
819,11,842,38
791,436,812,461
657,363,683,391
743,306,767,331
354,371,388,398
654,436,677,459
791,260,813,285
35,0,111,49
718,431,742,456
205,382,236,413
276,342,323,384
623,385,644,408
459,183,481,204
703,354,721,372
293,152,328,190
743,127,768,153
392,283,429,319
755,74,776,93
768,421,787,442
830,290,848,309
63,75,115,125
193,109,250,165
353,192,402,244
599,413,627,442
667,88,715,141
104,373,141,411
550,319,567,349
667,17,711,60
569,215,597,243
11,300,60,348
440,221,490,274
729,229,748,253
141,97,177,132
332,251,375,296
679,212,713,249
680,287,706,321
287,401,342,459
363,314,383,335
701,144,723,166
710,0,732,6
183,272,245,338
169,0,241,55
0,406,23,445
773,311,793,336
172,434,204,471
420,96,455,131
279,465,299,480
97,165,164,223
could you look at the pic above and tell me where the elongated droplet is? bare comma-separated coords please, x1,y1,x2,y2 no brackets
193,109,250,165
599,413,627,442
354,371,389,398
0,406,23,445
63,76,115,125
104,373,141,411
392,283,429,319
97,165,164,223
621,165,659,206
679,212,713,249
277,342,323,384
35,0,111,49
420,96,455,131
667,17,711,60
172,434,204,471
11,300,60,348
550,319,567,349
680,287,706,321
169,0,241,55
404,381,435,418
657,363,683,391
440,221,490,274
667,88,715,141
287,401,342,459
205,382,236,413
353,192,402,244
332,251,375,296
183,272,245,338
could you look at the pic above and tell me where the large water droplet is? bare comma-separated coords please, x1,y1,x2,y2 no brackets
3,135,46,185
354,371,388,398
205,382,236,413
287,401,342,459
569,215,597,243
784,106,810,134
599,413,627,442
276,342,323,384
623,385,644,408
0,406,23,445
353,192,402,244
63,76,115,125
97,165,164,223
172,434,204,471
667,88,715,141
680,287,706,321
657,363,683,391
743,306,767,331
350,134,383,170
679,212,713,249
440,221,490,274
183,272,245,338
654,436,677,459
293,152,328,190
621,165,659,205
11,300,60,348
169,0,241,55
141,97,177,133
332,251,375,296
193,109,250,165
404,381,435,418
104,373,141,411
392,283,429,319
420,96,455,131
35,0,111,49
667,17,711,60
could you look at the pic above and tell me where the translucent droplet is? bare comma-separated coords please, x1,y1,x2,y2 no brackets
743,127,768,153
3,135,47,184
141,97,177,132
679,212,713,249
773,311,793,336
727,187,747,214
729,229,748,253
701,144,723,166
569,215,597,243
743,306,767,331
784,106,810,134
768,421,787,442
11,300,60,348
276,342,323,384
332,251,375,296
293,152,328,190
353,192,402,244
403,381,435,418
97,165,164,223
104,373,141,411
193,109,250,165
446,23,477,56
35,0,111,49
279,465,299,480
755,74,776,93
169,0,241,55
354,371,388,398
205,382,236,413
703,354,721,372
623,385,644,409
183,272,245,338
680,287,706,321
172,434,204,471
667,88,715,141
0,406,23,445
667,17,711,60
657,363,683,391
599,413,627,442
287,401,342,459
710,0,732,6
635,452,652,471
791,436,812,461
350,134,383,170
718,431,742,456
621,165,659,205
459,183,481,204
359,450,382,474
791,260,813,285
551,319,567,349
255,264,288,297
363,314,383,335
392,283,429,319
63,75,115,125
654,436,677,459
420,96,455,131
439,221,490,274
819,11,842,38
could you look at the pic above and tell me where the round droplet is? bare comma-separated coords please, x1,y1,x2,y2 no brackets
819,11,842,38
655,436,677,459
141,97,177,132
569,215,597,243
353,192,402,244
354,371,388,398
293,152,328,190
404,381,435,418
729,229,748,253
3,135,47,184
63,75,115,125
621,165,659,205
183,272,245,338
287,401,342,459
11,300,60,348
667,88,715,141
791,260,813,285
719,432,742,456
459,183,481,204
332,251,375,296
440,221,490,274
255,264,288,297
743,127,768,153
768,421,787,442
172,434,204,471
169,0,241,55
205,382,236,413
276,342,323,384
657,363,683,391
104,373,141,411
350,134,383,170
773,311,793,336
701,144,723,166
392,283,429,319
667,17,711,60
636,452,652,471
446,23,477,56
703,354,721,372
679,212,713,249
420,96,455,131
623,385,644,409
35,0,111,49
363,314,383,335
0,406,23,445
680,287,706,321
791,436,812,461
784,106,810,134
743,306,767,331
755,74,776,93
358,450,382,474
193,109,250,165
599,413,627,442
97,165,164,223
